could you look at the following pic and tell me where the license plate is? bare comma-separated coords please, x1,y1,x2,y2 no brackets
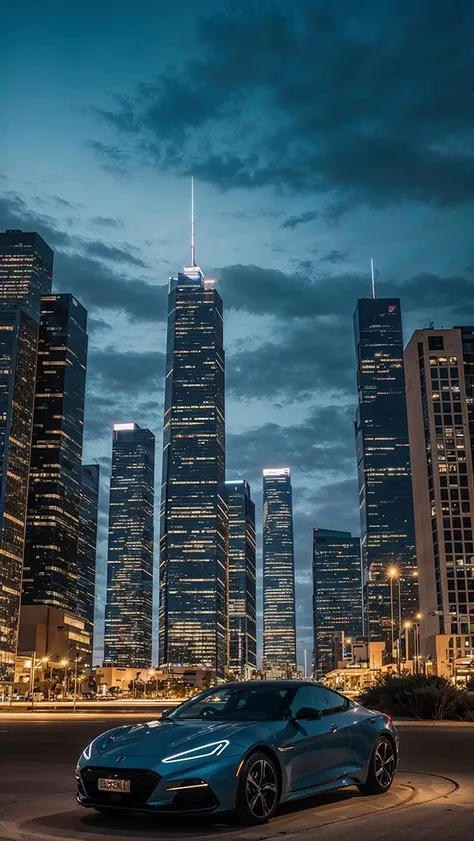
98,778,130,792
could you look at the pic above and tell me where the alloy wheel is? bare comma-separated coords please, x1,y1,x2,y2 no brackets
245,757,278,819
374,739,395,789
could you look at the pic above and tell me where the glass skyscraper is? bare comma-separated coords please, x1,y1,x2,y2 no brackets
354,297,417,651
76,464,100,639
23,295,88,625
262,468,296,676
226,480,256,678
0,230,53,686
159,263,227,677
313,528,362,676
104,423,155,668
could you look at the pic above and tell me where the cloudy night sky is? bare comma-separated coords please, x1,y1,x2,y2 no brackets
1,0,472,665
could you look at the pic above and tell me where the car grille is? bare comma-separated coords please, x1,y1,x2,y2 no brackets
80,766,161,807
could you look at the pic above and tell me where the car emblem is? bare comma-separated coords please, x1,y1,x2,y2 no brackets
116,756,126,764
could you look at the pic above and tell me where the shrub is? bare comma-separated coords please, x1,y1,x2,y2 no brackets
360,673,474,721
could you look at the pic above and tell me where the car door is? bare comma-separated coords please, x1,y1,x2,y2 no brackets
286,685,352,792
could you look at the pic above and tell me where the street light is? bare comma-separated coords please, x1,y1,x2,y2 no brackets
73,656,81,713
387,567,399,666
404,621,412,663
60,659,69,699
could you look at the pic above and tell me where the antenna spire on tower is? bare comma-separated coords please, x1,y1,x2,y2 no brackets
191,176,196,267
370,258,376,299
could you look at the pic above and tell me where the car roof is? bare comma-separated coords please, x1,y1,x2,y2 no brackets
215,680,323,690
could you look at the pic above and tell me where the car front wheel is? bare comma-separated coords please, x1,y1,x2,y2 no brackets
235,751,280,825
358,735,397,795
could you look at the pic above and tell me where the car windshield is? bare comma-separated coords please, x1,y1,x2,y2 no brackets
169,685,291,722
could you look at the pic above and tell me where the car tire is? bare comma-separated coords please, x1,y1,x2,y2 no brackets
234,751,280,825
358,735,397,795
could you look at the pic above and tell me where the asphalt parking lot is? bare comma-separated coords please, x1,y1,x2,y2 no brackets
0,716,473,841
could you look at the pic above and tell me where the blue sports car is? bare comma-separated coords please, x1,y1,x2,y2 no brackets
76,680,398,825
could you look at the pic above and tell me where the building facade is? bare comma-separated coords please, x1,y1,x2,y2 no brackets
159,264,227,677
262,468,296,676
226,480,256,678
104,423,155,668
0,230,53,686
313,528,362,676
76,464,100,638
354,297,417,651
22,295,88,624
405,329,474,669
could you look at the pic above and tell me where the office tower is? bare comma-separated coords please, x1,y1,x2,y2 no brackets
0,230,53,317
76,464,100,637
313,528,362,676
354,297,417,652
262,468,296,676
0,230,53,686
405,328,474,667
104,423,155,668
226,480,256,678
159,258,227,678
22,295,88,624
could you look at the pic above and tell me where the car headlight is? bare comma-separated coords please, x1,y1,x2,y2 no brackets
162,740,230,764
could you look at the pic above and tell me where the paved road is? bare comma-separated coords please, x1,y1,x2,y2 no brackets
0,716,473,841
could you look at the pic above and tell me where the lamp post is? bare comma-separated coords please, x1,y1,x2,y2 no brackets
404,622,412,665
60,659,69,699
387,567,398,666
73,656,81,713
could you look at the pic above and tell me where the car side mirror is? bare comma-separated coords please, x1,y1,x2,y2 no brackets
294,707,323,721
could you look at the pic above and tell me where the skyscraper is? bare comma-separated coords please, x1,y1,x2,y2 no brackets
405,328,474,668
159,257,227,677
104,423,155,668
0,230,53,686
23,295,88,620
76,464,100,638
262,468,296,676
0,230,53,317
226,480,256,678
313,528,362,676
354,297,417,652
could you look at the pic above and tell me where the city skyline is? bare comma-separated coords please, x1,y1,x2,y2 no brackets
1,0,471,666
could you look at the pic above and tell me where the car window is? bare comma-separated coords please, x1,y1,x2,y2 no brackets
289,685,329,717
320,687,349,713
172,685,290,721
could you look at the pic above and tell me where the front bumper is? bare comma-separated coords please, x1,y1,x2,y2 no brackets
77,753,243,815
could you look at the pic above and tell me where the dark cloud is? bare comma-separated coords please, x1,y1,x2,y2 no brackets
91,1,473,210
85,140,134,176
87,315,113,335
228,317,355,400
89,347,165,394
227,405,356,481
300,478,360,536
319,249,350,264
0,191,167,322
90,216,124,229
281,211,318,230
84,239,147,268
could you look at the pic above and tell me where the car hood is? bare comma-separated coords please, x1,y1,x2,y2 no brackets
92,719,280,760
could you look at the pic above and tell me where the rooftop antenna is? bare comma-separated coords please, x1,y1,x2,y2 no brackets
191,176,196,267
370,257,376,298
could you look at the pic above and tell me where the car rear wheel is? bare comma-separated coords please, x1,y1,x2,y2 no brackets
235,751,280,825
358,735,396,795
